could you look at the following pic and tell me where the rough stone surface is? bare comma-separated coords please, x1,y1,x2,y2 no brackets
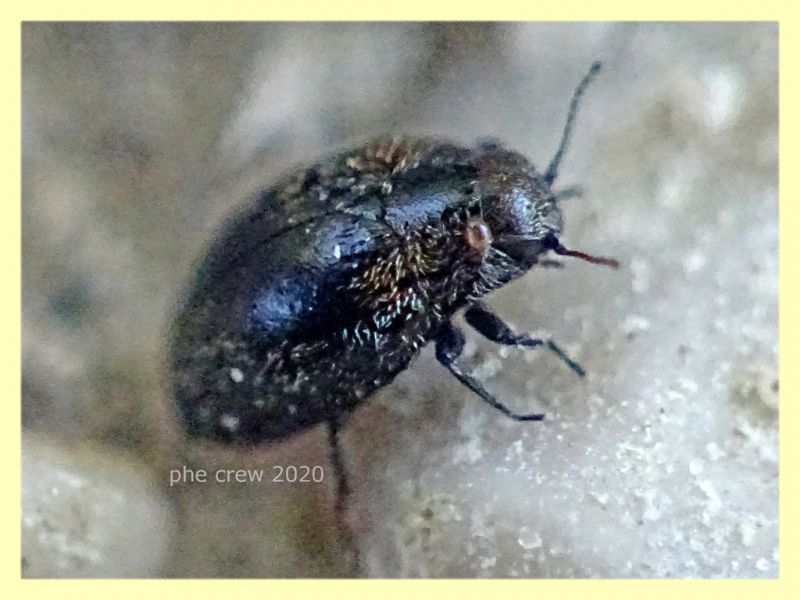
22,435,175,577
22,22,777,577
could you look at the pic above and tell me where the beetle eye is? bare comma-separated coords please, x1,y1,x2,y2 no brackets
465,219,493,253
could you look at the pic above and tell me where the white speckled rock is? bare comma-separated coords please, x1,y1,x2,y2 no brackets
22,435,175,578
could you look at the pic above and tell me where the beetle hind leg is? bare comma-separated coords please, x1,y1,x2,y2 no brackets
434,322,544,422
325,417,362,575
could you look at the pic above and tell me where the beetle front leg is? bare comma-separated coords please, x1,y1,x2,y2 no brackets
434,322,544,422
553,184,584,202
464,301,585,377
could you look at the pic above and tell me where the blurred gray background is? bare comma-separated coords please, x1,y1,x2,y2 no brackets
22,22,777,578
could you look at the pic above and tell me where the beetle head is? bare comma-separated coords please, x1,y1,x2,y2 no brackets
469,61,618,272
470,147,562,266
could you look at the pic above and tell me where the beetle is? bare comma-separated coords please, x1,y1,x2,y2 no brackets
169,61,617,566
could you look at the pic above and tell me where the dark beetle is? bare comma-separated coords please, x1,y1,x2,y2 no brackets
169,63,617,539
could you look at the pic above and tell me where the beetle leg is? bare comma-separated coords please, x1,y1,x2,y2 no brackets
434,322,544,422
325,417,361,574
553,184,584,202
464,302,585,377
537,259,564,269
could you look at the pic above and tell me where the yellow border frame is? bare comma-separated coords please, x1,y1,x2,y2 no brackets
8,2,795,598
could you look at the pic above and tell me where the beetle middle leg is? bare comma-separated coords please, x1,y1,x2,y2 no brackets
464,301,585,377
434,322,544,422
325,416,361,574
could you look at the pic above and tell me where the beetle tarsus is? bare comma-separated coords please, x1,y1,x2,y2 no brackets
546,340,586,377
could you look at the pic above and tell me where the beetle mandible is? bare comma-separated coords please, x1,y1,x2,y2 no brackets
169,61,618,565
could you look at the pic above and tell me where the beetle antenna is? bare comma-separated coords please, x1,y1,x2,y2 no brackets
553,242,619,269
544,61,602,185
